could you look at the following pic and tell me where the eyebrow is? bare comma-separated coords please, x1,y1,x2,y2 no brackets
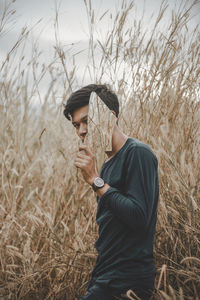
72,115,88,125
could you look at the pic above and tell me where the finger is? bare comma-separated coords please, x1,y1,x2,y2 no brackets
74,161,84,169
76,153,90,159
74,158,87,164
79,144,94,157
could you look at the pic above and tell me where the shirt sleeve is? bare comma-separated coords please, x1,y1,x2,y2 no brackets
100,145,158,232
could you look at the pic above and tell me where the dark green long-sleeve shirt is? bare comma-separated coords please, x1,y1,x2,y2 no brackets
88,137,159,291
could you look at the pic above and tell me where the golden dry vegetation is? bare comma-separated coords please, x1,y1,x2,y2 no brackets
0,0,200,299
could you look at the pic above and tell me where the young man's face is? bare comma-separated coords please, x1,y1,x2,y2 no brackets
71,98,117,155
72,105,89,141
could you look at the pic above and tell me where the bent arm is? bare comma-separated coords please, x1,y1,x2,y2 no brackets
98,146,158,232
100,186,147,231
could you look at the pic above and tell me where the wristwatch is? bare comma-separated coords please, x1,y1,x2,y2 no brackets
92,177,105,192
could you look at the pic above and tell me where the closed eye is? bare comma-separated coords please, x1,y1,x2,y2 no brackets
73,124,80,129
72,117,88,129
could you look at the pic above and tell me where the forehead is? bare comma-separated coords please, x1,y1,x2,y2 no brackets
72,105,89,122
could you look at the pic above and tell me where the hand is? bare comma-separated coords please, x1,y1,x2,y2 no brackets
74,143,98,185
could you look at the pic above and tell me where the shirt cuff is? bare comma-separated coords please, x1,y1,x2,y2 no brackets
100,186,120,202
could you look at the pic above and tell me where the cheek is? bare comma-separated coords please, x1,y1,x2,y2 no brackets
76,128,80,135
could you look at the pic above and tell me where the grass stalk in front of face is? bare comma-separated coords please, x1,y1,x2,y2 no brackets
0,0,199,299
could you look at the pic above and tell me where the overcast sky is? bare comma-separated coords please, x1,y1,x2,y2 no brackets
0,0,199,103
1,0,199,54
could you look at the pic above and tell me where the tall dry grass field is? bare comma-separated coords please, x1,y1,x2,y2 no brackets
0,0,200,299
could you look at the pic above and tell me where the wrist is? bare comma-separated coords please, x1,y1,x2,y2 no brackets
88,174,99,186
96,183,110,198
91,176,105,192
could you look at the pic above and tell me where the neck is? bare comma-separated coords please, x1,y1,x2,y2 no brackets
105,125,128,159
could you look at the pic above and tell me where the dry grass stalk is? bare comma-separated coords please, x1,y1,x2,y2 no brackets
0,0,199,299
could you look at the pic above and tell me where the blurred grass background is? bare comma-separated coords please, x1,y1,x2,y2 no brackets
0,0,200,299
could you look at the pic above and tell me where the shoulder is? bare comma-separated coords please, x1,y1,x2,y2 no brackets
125,137,158,165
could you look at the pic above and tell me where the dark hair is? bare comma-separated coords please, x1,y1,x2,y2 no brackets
63,84,119,121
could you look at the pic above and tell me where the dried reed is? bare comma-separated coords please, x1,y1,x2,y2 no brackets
0,0,199,299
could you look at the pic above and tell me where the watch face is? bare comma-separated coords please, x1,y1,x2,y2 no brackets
94,177,104,187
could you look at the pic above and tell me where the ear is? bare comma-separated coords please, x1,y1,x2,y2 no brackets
110,110,118,125
111,110,116,116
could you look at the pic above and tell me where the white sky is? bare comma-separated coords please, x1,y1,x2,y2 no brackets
0,0,199,103
1,0,199,53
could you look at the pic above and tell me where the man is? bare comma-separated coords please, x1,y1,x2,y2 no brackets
63,84,159,300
